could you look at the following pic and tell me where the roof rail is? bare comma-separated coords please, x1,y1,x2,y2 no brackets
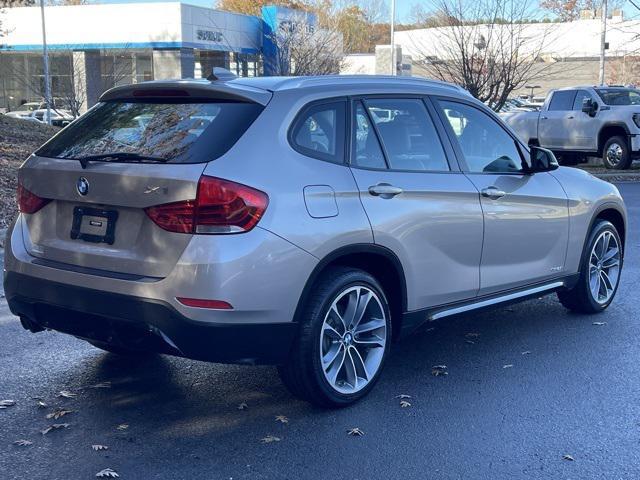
207,68,237,82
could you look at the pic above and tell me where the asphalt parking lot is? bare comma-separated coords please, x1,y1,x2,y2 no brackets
1,183,639,480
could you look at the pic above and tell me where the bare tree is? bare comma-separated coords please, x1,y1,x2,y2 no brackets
540,0,625,22
408,0,558,111
264,11,343,75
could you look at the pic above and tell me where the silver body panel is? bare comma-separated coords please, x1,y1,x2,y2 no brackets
4,75,627,343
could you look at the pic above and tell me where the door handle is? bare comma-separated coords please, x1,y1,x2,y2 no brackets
541,116,548,120
368,183,403,199
481,187,507,199
567,115,575,119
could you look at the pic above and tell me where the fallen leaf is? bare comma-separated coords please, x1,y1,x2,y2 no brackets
400,400,412,408
96,468,119,478
58,391,77,399
13,439,33,447
116,424,129,431
237,402,248,411
425,327,436,333
92,445,109,451
592,322,607,326
261,435,281,443
90,382,112,389
465,333,480,339
46,408,73,420
562,454,574,461
347,427,365,436
395,394,411,399
521,351,532,355
503,364,514,369
0,399,16,409
36,401,48,409
465,340,475,345
431,365,448,376
275,415,289,424
41,423,70,435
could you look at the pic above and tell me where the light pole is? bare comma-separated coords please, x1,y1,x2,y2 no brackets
39,0,52,125
599,0,608,86
525,84,541,100
390,0,396,75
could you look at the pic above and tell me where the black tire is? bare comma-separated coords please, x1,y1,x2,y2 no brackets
88,340,156,356
278,267,392,408
557,220,623,313
602,135,632,170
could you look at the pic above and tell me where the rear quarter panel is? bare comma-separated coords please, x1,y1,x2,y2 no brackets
200,88,374,261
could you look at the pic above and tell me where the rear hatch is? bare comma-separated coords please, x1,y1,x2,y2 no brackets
17,82,269,279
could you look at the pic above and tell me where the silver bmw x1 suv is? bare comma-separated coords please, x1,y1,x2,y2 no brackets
4,73,626,407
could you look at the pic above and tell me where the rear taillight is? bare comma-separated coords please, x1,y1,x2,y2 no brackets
145,176,269,234
17,181,50,214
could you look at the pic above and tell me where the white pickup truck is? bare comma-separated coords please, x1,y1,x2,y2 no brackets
502,86,640,169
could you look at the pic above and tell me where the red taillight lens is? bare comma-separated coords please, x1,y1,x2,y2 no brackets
145,176,268,234
17,181,50,214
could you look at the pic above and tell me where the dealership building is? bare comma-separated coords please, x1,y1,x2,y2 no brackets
0,2,311,112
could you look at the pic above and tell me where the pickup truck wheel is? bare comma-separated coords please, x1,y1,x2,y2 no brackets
557,220,622,313
278,267,391,408
603,136,631,169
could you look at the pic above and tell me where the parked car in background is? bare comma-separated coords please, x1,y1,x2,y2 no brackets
4,74,627,407
502,86,640,169
29,108,75,127
4,102,41,119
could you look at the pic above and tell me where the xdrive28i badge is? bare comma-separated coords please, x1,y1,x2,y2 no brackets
76,177,89,196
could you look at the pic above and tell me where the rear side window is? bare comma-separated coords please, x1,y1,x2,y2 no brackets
290,101,346,164
548,91,576,111
365,98,449,172
36,101,264,164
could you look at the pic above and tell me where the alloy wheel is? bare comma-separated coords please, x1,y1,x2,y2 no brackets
588,230,621,304
606,143,623,167
319,286,387,394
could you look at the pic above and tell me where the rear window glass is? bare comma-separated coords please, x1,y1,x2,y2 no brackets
36,101,263,164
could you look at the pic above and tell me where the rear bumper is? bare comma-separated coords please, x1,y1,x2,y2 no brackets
4,272,296,365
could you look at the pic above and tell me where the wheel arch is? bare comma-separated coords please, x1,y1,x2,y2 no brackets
579,204,627,271
293,244,408,340
597,123,630,155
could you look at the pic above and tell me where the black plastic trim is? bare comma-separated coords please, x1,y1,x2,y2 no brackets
400,275,579,337
4,272,295,365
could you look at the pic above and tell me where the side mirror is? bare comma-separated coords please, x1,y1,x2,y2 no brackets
581,98,598,117
529,146,559,173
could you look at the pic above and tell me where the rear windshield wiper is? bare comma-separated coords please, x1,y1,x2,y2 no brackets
76,152,169,169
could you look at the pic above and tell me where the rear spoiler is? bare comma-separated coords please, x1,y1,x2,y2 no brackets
99,80,272,106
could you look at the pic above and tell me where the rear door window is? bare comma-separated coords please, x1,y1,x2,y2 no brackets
352,101,386,169
548,91,577,111
291,101,346,164
364,98,450,172
36,101,264,164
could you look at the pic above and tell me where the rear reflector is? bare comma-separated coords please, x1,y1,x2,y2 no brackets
145,176,268,234
176,297,233,310
17,181,50,214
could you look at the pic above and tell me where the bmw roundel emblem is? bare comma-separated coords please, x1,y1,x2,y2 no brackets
76,177,89,196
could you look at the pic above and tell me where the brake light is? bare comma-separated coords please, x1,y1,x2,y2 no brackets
145,176,269,234
17,181,50,214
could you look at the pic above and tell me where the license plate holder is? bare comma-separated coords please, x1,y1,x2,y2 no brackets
70,206,118,245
